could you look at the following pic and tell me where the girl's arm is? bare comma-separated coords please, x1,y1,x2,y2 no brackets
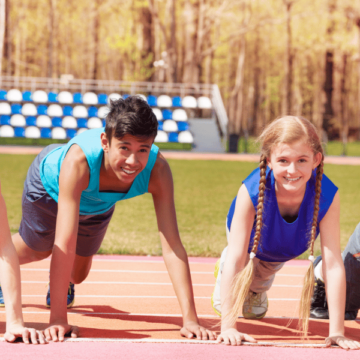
217,184,257,346
0,181,46,344
320,191,360,350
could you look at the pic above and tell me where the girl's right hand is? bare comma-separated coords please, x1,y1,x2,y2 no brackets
5,324,47,344
216,328,257,346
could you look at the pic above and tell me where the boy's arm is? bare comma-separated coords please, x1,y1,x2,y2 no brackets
44,145,89,342
320,191,360,350
148,154,215,340
0,182,46,344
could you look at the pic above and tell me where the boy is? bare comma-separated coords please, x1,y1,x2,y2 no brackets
0,180,46,344
6,96,216,341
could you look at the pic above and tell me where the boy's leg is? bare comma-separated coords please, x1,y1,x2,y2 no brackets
342,222,360,317
70,255,93,284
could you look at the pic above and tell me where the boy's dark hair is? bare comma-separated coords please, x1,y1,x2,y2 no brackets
105,96,158,142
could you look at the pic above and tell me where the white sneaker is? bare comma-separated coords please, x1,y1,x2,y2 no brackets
242,291,268,319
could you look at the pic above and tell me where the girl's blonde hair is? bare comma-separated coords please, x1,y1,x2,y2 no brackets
225,116,324,336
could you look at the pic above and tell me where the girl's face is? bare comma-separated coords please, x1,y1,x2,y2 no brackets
267,140,322,195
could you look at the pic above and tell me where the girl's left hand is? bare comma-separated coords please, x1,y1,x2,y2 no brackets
325,335,360,350
5,325,47,344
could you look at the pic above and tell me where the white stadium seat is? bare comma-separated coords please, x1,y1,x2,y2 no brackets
197,96,212,109
98,106,109,119
83,92,98,105
154,130,168,143
7,89,22,102
178,130,194,143
32,90,48,103
73,105,88,118
163,120,178,132
157,95,172,108
0,102,11,115
36,115,52,128
47,104,63,117
136,94,147,102
52,127,66,139
77,128,88,136
172,109,188,121
62,116,77,129
58,91,73,104
108,93,122,103
22,103,37,116
182,96,197,108
87,117,102,129
0,125,15,137
10,114,26,127
152,108,163,121
25,126,41,139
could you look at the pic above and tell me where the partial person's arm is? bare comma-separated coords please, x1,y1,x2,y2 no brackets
0,181,46,344
320,191,360,350
148,153,216,340
216,184,257,346
44,145,88,342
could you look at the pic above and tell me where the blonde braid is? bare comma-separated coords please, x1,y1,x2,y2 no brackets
224,155,268,325
299,158,324,337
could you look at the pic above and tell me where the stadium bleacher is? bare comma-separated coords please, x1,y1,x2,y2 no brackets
0,89,214,145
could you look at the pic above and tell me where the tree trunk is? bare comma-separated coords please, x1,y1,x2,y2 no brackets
0,0,5,75
141,6,154,81
341,53,349,155
283,0,293,115
92,0,100,80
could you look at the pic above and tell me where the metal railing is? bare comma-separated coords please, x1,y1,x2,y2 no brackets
0,75,228,141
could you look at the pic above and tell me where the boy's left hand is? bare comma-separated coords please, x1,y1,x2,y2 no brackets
326,335,360,350
180,321,217,340
4,324,47,344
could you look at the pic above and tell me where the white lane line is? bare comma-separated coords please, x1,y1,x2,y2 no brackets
20,281,302,287
20,295,300,300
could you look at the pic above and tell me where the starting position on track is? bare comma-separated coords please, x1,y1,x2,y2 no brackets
211,116,360,350
1,96,216,342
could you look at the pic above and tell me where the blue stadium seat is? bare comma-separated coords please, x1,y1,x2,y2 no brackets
177,121,189,132
11,104,22,114
73,93,83,104
14,127,25,138
158,121,164,131
172,96,182,107
48,92,58,103
162,109,173,120
122,94,129,99
98,94,108,105
52,117,62,127
0,115,11,125
88,106,98,117
77,118,88,128
37,105,48,115
22,91,32,101
63,106,73,116
147,95,157,107
40,128,52,139
102,119,106,127
66,129,77,139
26,116,37,126
0,90,7,101
168,132,179,143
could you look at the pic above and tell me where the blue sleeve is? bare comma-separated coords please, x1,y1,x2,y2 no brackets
318,174,338,222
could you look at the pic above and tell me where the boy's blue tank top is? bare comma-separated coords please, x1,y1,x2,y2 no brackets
226,167,338,262
40,128,159,215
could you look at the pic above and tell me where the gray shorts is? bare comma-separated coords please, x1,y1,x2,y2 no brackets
19,144,115,257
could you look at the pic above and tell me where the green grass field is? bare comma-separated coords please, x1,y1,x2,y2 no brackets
0,153,359,258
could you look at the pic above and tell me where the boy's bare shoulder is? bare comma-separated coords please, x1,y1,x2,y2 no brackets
148,152,172,194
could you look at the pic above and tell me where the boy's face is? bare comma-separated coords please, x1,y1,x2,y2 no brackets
101,133,154,184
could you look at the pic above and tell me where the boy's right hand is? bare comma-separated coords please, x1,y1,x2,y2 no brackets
216,328,257,346
4,324,47,344
44,322,79,342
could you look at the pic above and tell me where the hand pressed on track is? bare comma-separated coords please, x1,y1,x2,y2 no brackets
4,324,47,345
217,328,257,346
44,322,79,342
180,321,217,340
326,335,360,350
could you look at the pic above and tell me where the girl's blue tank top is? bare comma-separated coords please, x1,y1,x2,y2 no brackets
226,167,338,262
40,128,159,215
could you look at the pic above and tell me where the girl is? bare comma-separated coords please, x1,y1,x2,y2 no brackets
0,179,46,344
212,116,360,350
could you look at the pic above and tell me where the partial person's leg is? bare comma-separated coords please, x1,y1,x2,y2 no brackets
70,255,93,284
